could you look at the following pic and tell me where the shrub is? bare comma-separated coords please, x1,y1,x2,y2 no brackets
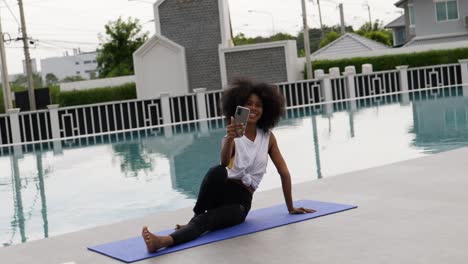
0,83,136,113
364,31,392,46
319,32,341,48
49,85,61,104
57,83,136,107
0,90,4,113
311,47,468,74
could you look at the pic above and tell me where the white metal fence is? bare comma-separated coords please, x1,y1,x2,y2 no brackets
1,60,468,147
205,90,223,118
0,113,11,145
354,69,400,98
57,97,163,138
18,110,51,142
278,79,322,107
408,63,461,94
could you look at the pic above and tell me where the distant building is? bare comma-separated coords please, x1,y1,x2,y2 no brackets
40,50,99,83
384,15,406,47
385,0,468,47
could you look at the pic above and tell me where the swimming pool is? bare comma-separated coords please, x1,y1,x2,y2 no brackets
1,91,468,247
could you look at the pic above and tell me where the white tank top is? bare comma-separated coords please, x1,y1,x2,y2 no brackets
226,129,270,190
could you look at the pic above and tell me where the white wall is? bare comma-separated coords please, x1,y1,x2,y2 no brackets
219,40,299,87
133,35,189,99
41,52,98,82
414,0,468,37
59,75,135,92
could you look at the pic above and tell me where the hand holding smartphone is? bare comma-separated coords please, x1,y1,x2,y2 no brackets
226,106,249,139
234,106,250,126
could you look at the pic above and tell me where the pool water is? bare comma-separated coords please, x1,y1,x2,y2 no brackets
1,93,467,247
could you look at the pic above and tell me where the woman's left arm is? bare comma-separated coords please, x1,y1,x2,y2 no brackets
269,132,316,214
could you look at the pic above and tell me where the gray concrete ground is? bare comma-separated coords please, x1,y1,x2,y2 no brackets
1,146,468,264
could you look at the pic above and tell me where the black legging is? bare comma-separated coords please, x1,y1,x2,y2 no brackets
170,165,253,245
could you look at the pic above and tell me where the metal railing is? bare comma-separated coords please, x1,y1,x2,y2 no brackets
331,77,347,101
408,63,461,90
57,98,163,138
278,79,322,108
205,90,223,118
408,63,462,98
0,114,11,145
354,69,400,98
18,110,51,143
169,94,198,123
1,60,467,147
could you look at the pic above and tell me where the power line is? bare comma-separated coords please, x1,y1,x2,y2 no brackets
0,0,57,8
38,39,98,45
1,0,20,30
36,41,70,50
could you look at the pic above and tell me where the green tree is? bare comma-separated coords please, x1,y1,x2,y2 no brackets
12,73,43,88
232,32,295,46
62,76,85,83
269,32,296,42
96,17,149,78
364,31,392,46
112,142,154,178
233,24,354,57
89,71,98,79
297,25,354,56
357,20,385,34
232,33,257,45
319,31,342,48
356,20,393,46
45,73,59,86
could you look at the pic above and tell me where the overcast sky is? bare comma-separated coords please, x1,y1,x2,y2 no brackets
0,0,401,74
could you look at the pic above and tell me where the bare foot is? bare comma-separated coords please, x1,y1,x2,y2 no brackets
142,226,163,253
175,224,186,230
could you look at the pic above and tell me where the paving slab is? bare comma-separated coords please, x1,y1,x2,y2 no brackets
1,146,468,264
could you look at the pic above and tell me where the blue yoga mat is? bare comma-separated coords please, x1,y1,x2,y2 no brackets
88,200,357,263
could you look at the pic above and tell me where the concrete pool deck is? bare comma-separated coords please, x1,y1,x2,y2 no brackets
1,146,468,264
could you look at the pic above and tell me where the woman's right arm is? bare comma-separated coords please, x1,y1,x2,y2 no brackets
220,136,235,166
220,117,243,166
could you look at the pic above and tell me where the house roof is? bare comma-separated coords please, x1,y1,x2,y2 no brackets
385,15,405,28
394,0,407,8
404,33,468,47
312,33,391,59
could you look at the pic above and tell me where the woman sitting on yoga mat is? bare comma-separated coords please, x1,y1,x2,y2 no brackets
142,78,315,253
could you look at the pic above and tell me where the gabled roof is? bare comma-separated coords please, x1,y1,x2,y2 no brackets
385,15,405,28
312,33,391,59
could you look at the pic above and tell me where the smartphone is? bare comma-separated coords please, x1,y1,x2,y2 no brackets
234,106,250,126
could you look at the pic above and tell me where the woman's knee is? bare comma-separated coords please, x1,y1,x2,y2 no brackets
209,165,226,175
204,165,227,182
221,204,248,226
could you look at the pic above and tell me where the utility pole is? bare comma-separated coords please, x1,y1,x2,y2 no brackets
339,3,345,34
366,3,372,27
301,0,313,79
18,0,36,110
0,10,12,110
316,0,325,39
